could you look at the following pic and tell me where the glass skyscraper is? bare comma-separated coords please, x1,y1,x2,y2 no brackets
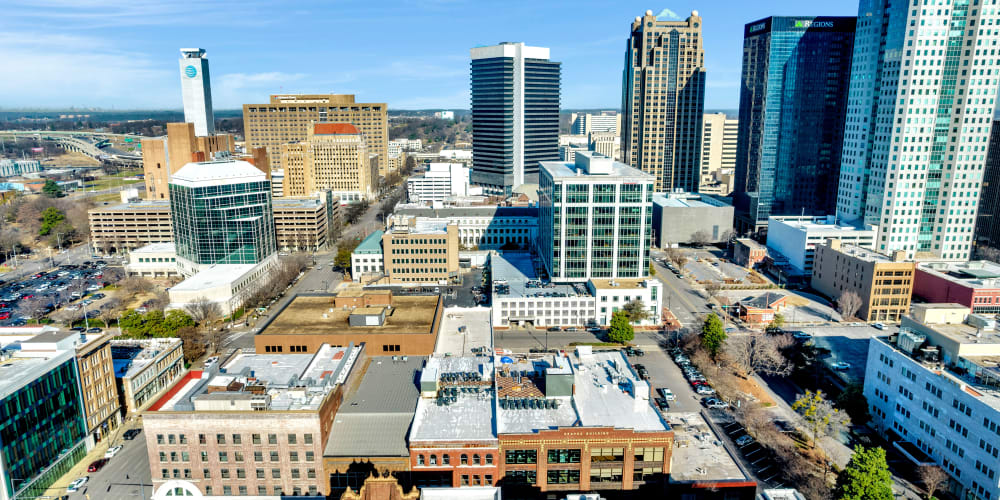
836,0,999,261
470,42,560,196
734,16,856,235
169,160,276,267
539,152,654,282
0,353,87,500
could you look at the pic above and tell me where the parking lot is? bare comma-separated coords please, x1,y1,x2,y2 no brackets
0,260,114,328
634,347,703,414
793,323,889,384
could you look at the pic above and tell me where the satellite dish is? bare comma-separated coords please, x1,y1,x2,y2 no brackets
500,356,514,364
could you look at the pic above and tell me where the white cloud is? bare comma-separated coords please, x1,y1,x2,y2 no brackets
0,31,174,109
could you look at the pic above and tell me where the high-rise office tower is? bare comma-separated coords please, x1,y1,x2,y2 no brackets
975,119,1000,250
734,17,856,234
622,10,706,192
243,94,388,176
141,122,235,200
179,48,215,136
470,42,561,196
700,112,738,194
280,124,378,202
836,0,999,261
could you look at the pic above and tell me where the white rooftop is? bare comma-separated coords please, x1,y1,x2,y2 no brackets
435,307,493,356
170,160,266,187
0,349,74,400
769,215,873,233
169,263,257,292
132,242,176,254
540,153,652,180
411,357,497,443
111,338,182,379
569,350,666,431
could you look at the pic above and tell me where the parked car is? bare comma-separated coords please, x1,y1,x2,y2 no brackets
86,327,102,334
832,361,851,371
87,458,108,472
86,284,101,292
695,385,716,395
547,326,560,332
872,323,885,330
735,435,755,447
792,331,813,340
91,293,106,300
565,327,579,332
0,312,9,321
624,346,645,357
67,477,89,492
204,356,219,369
123,429,142,440
105,445,123,458
653,397,670,411
658,388,676,401
704,398,729,409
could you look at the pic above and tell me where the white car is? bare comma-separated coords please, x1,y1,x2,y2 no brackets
695,385,716,395
86,284,101,291
67,477,89,492
105,445,123,458
832,361,851,371
659,388,676,401
872,322,885,330
203,356,219,369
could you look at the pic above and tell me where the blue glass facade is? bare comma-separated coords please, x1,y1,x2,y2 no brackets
169,179,276,266
734,16,856,233
0,357,87,499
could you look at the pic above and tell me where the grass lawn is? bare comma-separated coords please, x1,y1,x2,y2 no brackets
84,177,143,191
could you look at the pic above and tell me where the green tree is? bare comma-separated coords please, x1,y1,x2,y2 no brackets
608,310,634,344
700,314,727,358
765,312,785,333
42,179,63,198
648,263,656,276
792,389,850,449
119,310,145,336
38,207,65,236
622,299,652,324
836,383,871,426
163,309,196,332
835,445,893,500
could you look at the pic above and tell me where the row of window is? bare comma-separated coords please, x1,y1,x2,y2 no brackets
156,433,314,446
200,484,317,497
503,447,664,465
416,453,494,466
160,450,315,463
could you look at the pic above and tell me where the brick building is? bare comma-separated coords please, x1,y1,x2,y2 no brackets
142,343,365,497
914,260,1000,315
811,239,914,323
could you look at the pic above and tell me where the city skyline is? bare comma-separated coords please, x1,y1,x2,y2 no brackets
1,0,857,110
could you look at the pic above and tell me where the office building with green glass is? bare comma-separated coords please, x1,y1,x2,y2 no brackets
539,151,655,282
0,349,87,500
169,159,276,274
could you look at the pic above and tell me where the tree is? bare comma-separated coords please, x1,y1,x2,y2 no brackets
720,229,735,243
20,297,50,322
690,230,711,247
704,281,722,300
834,445,893,500
978,245,1000,264
184,297,222,325
836,383,871,426
766,312,785,333
838,290,863,320
608,310,634,344
726,330,793,378
177,326,206,364
622,299,651,324
792,389,850,449
403,156,417,175
42,179,63,198
38,207,65,236
344,200,370,225
648,263,656,276
917,465,948,500
700,314,727,359
665,247,688,269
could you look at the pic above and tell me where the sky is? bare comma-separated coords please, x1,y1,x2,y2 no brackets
1,0,859,111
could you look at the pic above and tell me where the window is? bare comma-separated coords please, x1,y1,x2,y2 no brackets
505,449,537,464
505,470,536,485
270,451,279,461
308,468,317,479
461,475,469,486
547,469,581,484
222,486,231,496
258,486,267,495
238,486,247,496
288,434,297,445
305,451,314,462
547,449,581,464
268,434,278,445
252,434,261,445
218,452,228,462
272,468,281,479
473,454,480,465
634,466,663,481
237,468,246,479
591,467,624,483
461,454,468,465
634,447,664,462
181,452,189,462
591,447,625,462
216,434,226,445
290,451,298,462
256,469,265,479
157,434,164,445
254,451,263,462
203,469,210,479
304,433,313,444
221,469,230,479
179,434,187,444
232,434,242,445
430,454,438,465
442,454,450,465
417,455,425,466
484,454,493,465
292,468,300,479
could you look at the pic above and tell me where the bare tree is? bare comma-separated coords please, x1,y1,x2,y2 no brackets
918,465,948,500
792,390,850,449
184,296,222,325
978,246,1000,264
837,290,863,320
720,229,735,243
665,247,688,269
704,281,722,300
119,276,154,296
690,230,712,247
20,297,50,322
177,326,207,363
727,330,794,378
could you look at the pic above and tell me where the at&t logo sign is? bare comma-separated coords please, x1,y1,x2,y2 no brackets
184,65,197,78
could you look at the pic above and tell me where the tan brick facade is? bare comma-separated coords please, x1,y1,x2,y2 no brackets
141,122,235,200
243,94,388,176
812,239,915,322
76,335,121,442
382,220,459,285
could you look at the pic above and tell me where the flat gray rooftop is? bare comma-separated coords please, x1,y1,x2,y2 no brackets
411,356,496,443
324,356,424,458
490,253,583,299
0,350,74,400
667,412,749,483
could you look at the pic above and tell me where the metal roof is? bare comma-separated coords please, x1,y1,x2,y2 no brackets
354,230,384,254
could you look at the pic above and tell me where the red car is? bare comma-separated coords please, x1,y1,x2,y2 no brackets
87,458,108,472
690,380,707,387
0,312,9,320
21,294,34,300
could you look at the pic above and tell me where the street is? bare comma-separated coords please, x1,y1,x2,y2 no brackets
49,423,153,500
649,251,712,327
